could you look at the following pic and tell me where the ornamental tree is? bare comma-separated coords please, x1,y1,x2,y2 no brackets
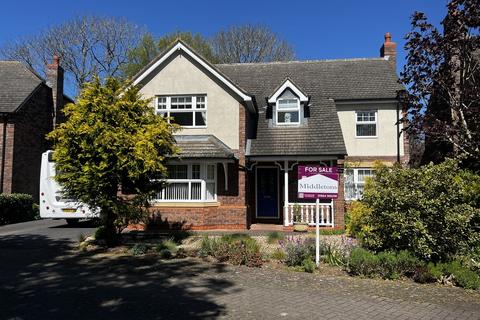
48,77,178,243
401,0,480,167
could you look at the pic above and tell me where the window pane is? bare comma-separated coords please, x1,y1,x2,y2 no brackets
194,111,206,126
357,111,376,122
278,111,299,123
356,124,376,136
278,99,298,109
192,164,200,179
196,96,206,109
170,112,193,126
206,164,215,180
157,97,167,109
357,169,374,182
168,165,188,179
206,182,215,200
171,97,192,109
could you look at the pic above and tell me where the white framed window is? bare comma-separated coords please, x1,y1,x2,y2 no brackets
153,162,217,202
156,95,207,128
276,98,300,125
344,168,375,200
355,110,377,137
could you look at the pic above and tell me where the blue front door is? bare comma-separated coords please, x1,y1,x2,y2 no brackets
256,167,279,219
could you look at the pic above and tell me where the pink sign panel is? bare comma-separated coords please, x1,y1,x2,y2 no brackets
298,165,339,199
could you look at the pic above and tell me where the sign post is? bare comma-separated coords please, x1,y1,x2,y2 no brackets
297,165,339,268
315,198,320,266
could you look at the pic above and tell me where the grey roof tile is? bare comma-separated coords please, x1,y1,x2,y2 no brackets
0,61,43,113
217,58,403,156
175,135,236,159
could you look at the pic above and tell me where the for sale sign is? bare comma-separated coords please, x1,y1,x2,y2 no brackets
298,165,339,199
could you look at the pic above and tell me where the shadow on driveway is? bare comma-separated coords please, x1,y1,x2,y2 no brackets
0,234,235,319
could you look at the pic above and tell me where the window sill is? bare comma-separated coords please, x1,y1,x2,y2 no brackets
354,136,378,139
150,201,220,208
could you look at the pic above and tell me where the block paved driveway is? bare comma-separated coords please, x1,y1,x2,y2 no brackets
1,220,479,319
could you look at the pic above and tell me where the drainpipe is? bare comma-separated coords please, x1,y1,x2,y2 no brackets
396,99,400,164
0,114,8,193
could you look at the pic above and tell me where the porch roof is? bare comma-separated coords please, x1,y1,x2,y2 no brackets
175,135,236,160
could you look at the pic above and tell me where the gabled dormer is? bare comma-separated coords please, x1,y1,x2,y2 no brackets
267,78,309,126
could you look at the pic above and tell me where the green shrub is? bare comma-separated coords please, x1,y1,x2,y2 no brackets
348,247,381,277
155,238,177,253
131,243,148,256
360,160,480,261
281,237,315,267
267,231,285,244
199,235,215,257
348,248,420,279
442,261,480,290
270,248,286,261
345,201,372,239
302,258,316,273
320,237,356,267
158,249,173,259
413,265,437,283
0,193,39,226
199,235,263,267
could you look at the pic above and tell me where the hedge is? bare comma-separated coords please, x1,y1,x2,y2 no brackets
0,193,39,226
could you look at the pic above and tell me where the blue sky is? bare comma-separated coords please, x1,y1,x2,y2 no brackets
0,0,447,76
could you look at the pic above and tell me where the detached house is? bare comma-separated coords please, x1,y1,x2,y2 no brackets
0,56,67,202
131,33,407,230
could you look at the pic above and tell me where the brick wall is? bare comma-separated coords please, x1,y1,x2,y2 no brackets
0,121,15,194
149,103,248,230
0,86,54,202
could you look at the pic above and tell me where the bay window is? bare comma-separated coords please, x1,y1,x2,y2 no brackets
344,168,375,200
154,163,217,202
156,95,207,127
276,98,300,125
356,110,377,137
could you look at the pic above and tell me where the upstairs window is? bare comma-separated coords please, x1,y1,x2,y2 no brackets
276,98,300,125
356,110,377,137
156,95,207,127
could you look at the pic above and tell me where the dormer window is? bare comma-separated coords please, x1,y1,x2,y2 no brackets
268,78,308,127
276,98,300,124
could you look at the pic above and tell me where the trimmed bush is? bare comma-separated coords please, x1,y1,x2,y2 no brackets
348,248,381,277
429,261,480,290
348,248,420,279
360,160,480,261
0,193,39,225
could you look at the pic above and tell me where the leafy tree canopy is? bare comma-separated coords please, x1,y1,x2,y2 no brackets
48,77,178,243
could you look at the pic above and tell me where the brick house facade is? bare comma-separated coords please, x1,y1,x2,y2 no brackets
0,57,68,202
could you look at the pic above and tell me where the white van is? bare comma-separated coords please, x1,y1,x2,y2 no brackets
39,150,98,225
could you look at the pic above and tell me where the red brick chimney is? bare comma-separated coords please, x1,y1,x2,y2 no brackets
380,32,397,71
46,54,64,126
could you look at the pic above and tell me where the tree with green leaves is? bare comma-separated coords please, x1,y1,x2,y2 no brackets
122,31,217,78
48,77,178,244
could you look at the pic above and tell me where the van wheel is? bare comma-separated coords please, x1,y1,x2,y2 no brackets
66,218,80,226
